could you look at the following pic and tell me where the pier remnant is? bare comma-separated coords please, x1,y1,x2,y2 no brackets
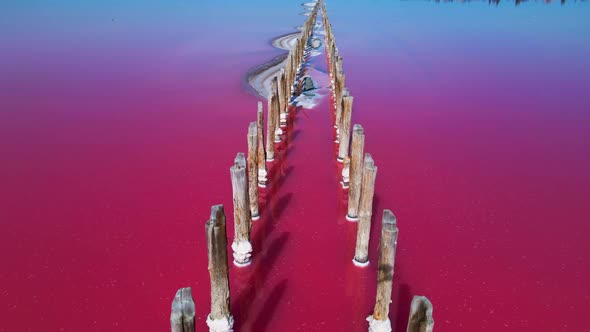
247,122,259,220
341,156,350,189
257,102,268,186
353,154,378,266
230,153,253,266
367,210,399,332
346,124,365,221
206,205,234,332
279,69,288,128
407,296,434,332
337,92,353,162
334,69,346,130
171,287,195,332
271,77,283,143
265,94,276,161
281,68,289,115
286,52,294,95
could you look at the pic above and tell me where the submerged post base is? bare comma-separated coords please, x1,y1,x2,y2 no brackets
274,128,283,143
258,168,268,186
366,316,391,332
353,258,370,267
206,315,234,332
346,214,359,222
231,240,252,267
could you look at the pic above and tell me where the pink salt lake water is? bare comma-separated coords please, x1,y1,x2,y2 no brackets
1,1,589,331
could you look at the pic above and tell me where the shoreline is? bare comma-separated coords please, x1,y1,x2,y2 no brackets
245,32,299,99
245,53,288,99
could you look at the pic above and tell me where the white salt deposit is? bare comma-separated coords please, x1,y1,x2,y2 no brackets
206,315,234,332
366,316,392,332
231,240,252,267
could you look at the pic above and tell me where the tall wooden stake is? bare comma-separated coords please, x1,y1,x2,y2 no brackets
205,205,234,331
247,122,259,220
367,210,399,331
272,77,282,143
282,67,289,112
353,153,377,266
337,93,353,162
407,296,435,332
257,102,268,186
279,69,288,128
230,153,252,266
334,71,346,129
341,156,350,189
171,287,195,332
346,124,365,221
265,94,276,161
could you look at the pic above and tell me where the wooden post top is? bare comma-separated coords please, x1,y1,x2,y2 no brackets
382,209,398,231
207,204,225,228
353,124,364,135
234,153,246,169
248,122,257,136
171,287,195,332
364,153,376,170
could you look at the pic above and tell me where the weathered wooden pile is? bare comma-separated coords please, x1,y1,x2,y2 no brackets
169,2,322,331
321,1,435,331
265,2,320,162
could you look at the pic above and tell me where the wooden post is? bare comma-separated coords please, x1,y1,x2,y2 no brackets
291,41,296,80
341,156,350,189
205,205,234,331
247,122,259,220
171,287,195,332
367,210,399,331
230,153,252,266
285,53,292,95
279,69,288,128
277,70,284,118
353,154,377,266
407,296,434,332
334,71,346,129
296,38,302,68
284,64,290,104
282,67,290,112
336,62,344,113
337,93,353,162
271,77,282,143
257,102,268,187
273,92,282,143
289,53,296,93
346,124,365,221
265,93,276,161
293,42,298,74
334,85,348,143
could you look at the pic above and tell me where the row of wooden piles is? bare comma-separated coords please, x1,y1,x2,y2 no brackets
265,0,319,164
169,2,322,332
320,1,435,331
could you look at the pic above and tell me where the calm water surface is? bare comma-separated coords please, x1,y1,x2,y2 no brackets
1,1,589,331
